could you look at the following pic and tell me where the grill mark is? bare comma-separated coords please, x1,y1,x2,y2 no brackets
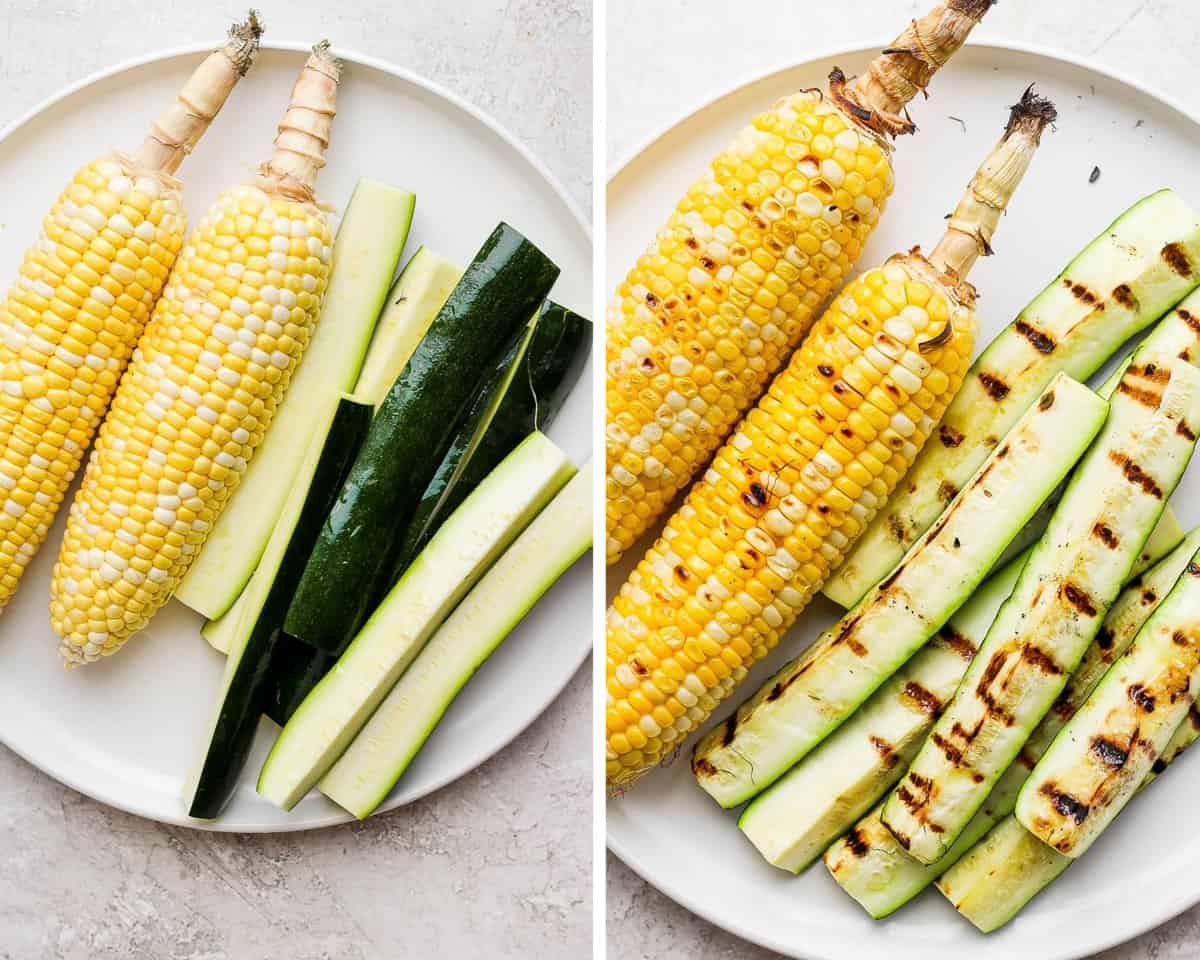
1129,683,1156,712
1060,582,1098,617
693,757,718,778
895,785,920,810
1152,757,1168,774
938,480,959,503
1015,319,1056,353
939,424,964,447
721,714,738,747
1111,283,1138,310
1162,241,1193,277
887,514,907,544
877,566,903,592
1022,644,1063,675
1179,307,1200,335
845,636,868,657
1040,783,1090,824
1179,420,1197,442
869,735,895,763
931,731,963,764
673,564,690,583
1135,362,1170,383
1038,389,1056,411
1174,630,1191,647
908,772,931,790
845,827,871,858
1116,380,1163,407
978,371,1010,400
1143,589,1159,605
940,627,976,661
1189,704,1200,729
1092,522,1119,549
1063,278,1100,305
1092,736,1130,768
1108,451,1164,499
630,658,648,678
903,681,942,716
1190,561,1200,578
978,651,1007,690
1096,626,1115,651
742,482,769,510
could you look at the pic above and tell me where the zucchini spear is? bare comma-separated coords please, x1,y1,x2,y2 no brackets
1017,547,1200,857
823,524,1199,915
882,348,1200,864
694,374,1107,808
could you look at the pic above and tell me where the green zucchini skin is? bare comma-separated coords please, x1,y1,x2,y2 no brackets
264,637,333,727
284,224,560,654
188,399,373,819
388,301,590,585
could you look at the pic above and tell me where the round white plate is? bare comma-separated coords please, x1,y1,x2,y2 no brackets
607,41,1200,959
0,43,591,831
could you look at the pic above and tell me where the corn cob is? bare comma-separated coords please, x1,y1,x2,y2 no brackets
0,14,261,613
606,89,1055,793
49,43,339,664
605,0,995,565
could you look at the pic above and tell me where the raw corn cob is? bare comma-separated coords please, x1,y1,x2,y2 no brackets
0,13,262,612
604,0,995,564
49,43,339,664
605,90,1055,793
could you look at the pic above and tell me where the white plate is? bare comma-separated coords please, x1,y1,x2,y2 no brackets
607,41,1200,959
0,43,592,831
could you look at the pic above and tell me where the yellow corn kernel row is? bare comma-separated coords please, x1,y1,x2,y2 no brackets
605,90,893,564
606,257,975,790
0,157,183,607
49,184,332,663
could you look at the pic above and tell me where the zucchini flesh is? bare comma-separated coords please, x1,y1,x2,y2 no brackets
883,354,1200,864
692,375,1107,809
824,525,1190,916
258,433,574,811
284,223,560,655
942,711,1200,933
1017,549,1200,857
177,179,416,621
186,398,373,819
353,246,463,405
320,466,593,818
388,300,590,586
825,189,1200,609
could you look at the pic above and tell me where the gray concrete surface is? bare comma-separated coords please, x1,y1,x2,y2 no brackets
606,1,1200,957
0,2,592,958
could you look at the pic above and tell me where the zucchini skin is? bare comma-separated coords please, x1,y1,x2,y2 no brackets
883,354,1200,864
189,400,373,819
825,189,1200,608
284,224,559,654
693,375,1107,809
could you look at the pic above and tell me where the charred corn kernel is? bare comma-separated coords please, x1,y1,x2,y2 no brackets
606,253,976,790
0,157,184,608
49,184,333,663
605,90,894,564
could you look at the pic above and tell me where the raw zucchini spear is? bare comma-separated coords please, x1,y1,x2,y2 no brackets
883,353,1200,865
388,300,590,585
284,223,560,655
178,179,416,621
353,246,464,405
824,525,1191,916
186,398,373,819
258,433,574,811
320,466,593,818
739,553,1025,874
693,375,1107,809
825,189,1200,609
942,708,1200,933
1017,548,1200,857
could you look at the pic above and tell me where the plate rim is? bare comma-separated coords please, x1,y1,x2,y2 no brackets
606,37,1200,960
0,41,592,834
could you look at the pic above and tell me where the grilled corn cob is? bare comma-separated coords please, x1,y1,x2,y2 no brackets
605,0,995,565
49,43,339,664
0,14,261,612
606,89,1055,793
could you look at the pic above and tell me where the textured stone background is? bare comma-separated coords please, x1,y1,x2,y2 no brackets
0,2,592,958
606,1,1200,958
